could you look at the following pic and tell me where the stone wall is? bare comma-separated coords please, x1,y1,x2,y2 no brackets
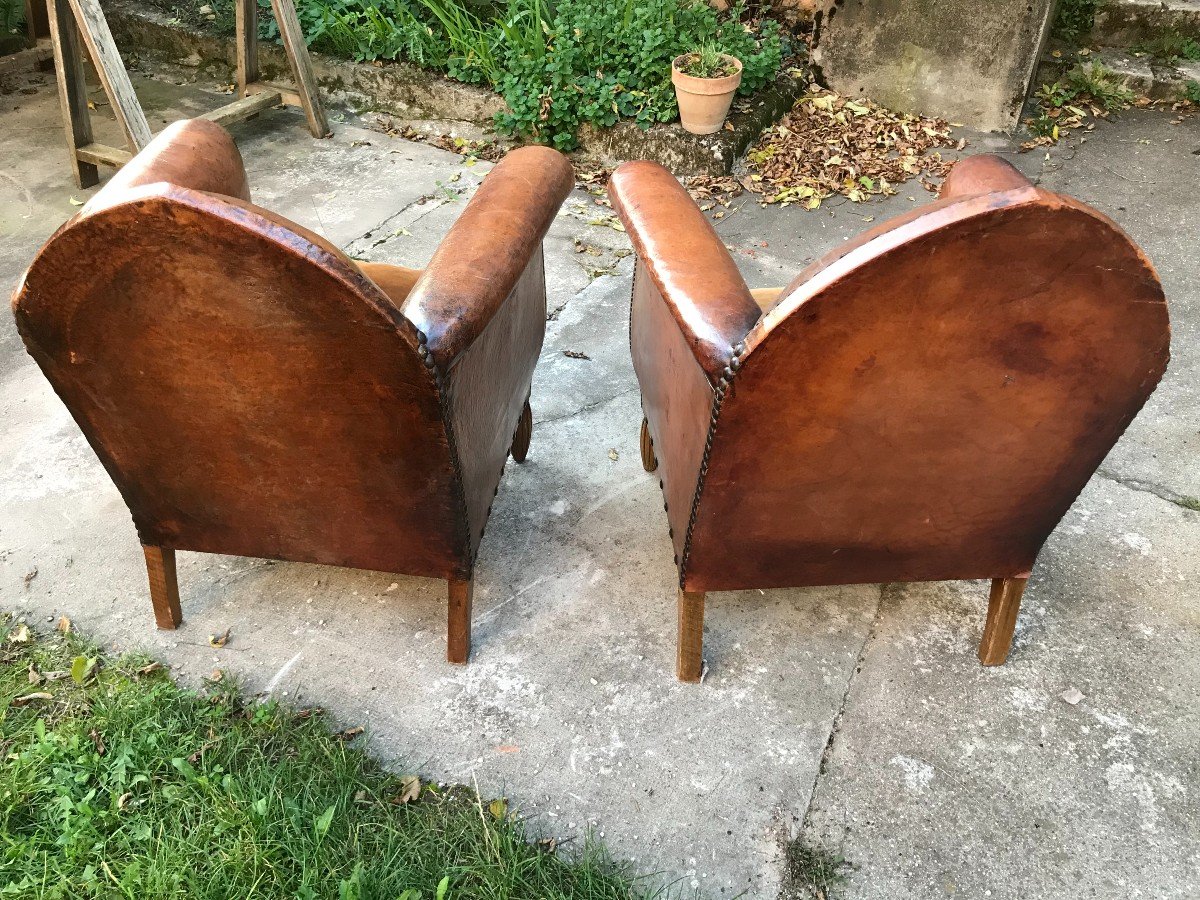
810,0,1057,132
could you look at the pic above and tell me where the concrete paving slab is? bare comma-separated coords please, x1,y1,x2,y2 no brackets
0,68,872,898
803,476,1200,900
3,64,1198,900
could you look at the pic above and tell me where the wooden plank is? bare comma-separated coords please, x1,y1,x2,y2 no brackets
25,0,51,40
0,41,54,77
201,90,282,127
246,80,301,108
63,0,152,152
234,0,257,94
268,0,328,137
76,142,133,167
45,0,97,188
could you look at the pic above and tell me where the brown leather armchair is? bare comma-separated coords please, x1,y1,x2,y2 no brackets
610,155,1170,681
12,119,574,664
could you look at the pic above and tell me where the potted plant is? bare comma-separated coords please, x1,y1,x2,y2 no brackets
671,45,743,135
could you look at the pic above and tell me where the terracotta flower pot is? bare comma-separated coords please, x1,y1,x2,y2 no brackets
671,53,743,135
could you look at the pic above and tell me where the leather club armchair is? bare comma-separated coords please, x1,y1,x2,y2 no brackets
12,119,574,664
609,155,1170,682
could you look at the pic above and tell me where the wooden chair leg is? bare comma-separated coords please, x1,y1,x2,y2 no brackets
447,578,473,664
978,576,1028,666
640,417,657,473
510,398,532,463
142,545,182,629
677,589,705,682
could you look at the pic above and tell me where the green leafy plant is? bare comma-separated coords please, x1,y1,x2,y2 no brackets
1066,61,1136,110
1,0,26,34
677,43,736,79
1135,30,1200,63
1052,0,1100,43
1185,80,1200,104
193,0,780,148
494,0,781,149
1027,62,1134,142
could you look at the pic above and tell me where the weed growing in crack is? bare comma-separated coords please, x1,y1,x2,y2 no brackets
782,839,851,900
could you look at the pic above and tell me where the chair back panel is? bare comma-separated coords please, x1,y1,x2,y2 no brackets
684,190,1170,591
13,187,468,578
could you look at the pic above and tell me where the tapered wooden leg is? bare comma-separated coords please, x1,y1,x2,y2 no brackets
510,398,532,463
677,589,705,682
979,576,1028,666
447,578,473,664
142,545,182,629
640,417,657,473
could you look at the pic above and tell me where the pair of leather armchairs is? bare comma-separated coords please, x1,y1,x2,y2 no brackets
13,120,1169,681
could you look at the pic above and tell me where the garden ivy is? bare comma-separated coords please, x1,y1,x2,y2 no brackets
494,0,782,148
209,0,783,150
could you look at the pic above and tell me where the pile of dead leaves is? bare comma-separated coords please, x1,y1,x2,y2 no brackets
373,116,507,163
744,85,963,209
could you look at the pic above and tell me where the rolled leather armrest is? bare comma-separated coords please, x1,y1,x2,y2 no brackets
403,146,575,371
84,119,251,212
940,154,1032,200
609,161,760,382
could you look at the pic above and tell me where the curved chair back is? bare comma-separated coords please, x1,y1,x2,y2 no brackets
687,182,1170,591
13,182,466,579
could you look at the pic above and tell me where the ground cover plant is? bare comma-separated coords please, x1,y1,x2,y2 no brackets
167,0,784,149
0,617,652,899
1023,61,1136,148
1051,0,1099,44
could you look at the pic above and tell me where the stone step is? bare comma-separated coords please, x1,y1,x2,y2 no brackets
1094,48,1200,98
1038,48,1200,100
1089,0,1200,47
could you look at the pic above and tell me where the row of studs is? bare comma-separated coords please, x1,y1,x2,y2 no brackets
678,340,746,584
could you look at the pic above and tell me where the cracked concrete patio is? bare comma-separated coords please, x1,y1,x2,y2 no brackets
2,62,1197,899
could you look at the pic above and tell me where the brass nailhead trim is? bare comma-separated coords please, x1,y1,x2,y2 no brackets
679,340,745,584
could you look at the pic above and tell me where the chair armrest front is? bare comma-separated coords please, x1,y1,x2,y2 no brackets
403,146,575,371
609,161,760,383
84,119,250,213
940,154,1032,200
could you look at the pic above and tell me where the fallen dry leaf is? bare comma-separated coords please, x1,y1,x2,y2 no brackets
89,729,106,755
746,84,959,208
13,692,53,706
607,449,619,461
8,624,30,644
137,661,163,676
562,350,591,360
336,726,364,741
56,616,71,634
209,628,231,648
392,775,421,805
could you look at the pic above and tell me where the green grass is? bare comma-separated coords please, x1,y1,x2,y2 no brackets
1135,31,1200,64
779,839,849,900
0,618,656,899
